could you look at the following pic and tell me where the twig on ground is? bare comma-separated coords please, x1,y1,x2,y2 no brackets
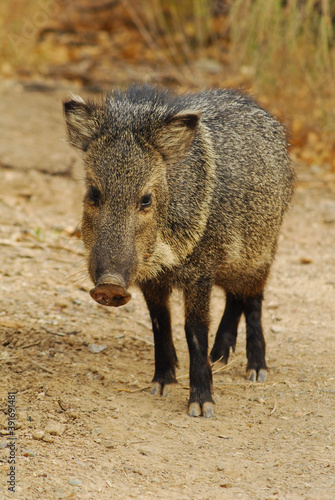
30,360,55,374
20,341,41,349
270,400,277,415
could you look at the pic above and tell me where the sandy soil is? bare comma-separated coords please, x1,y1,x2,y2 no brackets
0,83,335,500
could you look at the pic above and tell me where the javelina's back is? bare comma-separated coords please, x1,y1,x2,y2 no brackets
64,84,295,418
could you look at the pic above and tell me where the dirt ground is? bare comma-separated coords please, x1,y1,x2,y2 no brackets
0,82,335,500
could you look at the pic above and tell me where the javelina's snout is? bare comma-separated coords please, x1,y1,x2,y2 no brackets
90,275,131,307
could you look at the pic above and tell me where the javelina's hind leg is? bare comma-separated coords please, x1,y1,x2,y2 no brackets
184,279,214,418
141,283,178,396
244,294,267,382
210,292,243,364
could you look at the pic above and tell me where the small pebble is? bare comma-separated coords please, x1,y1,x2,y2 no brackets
21,449,35,457
104,442,115,449
69,478,82,486
217,465,225,471
45,420,66,436
67,412,79,419
138,447,152,457
89,344,108,354
300,257,313,264
74,460,87,467
271,325,283,333
91,427,102,436
32,430,45,440
43,435,55,443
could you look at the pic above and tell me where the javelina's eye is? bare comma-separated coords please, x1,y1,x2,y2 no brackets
140,193,152,210
88,186,101,207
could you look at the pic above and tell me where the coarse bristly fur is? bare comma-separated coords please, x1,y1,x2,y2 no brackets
63,83,295,418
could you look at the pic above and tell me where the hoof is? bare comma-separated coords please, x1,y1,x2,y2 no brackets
188,401,214,418
203,402,214,418
188,402,202,417
257,369,267,383
151,382,161,395
247,369,257,382
247,368,267,382
151,382,176,396
162,383,175,397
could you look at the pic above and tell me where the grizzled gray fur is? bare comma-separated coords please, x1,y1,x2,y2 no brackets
64,84,294,418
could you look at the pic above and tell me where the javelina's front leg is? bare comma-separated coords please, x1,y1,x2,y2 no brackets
141,283,178,396
184,279,214,418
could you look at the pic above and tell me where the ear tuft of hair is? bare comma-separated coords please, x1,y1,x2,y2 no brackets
63,98,99,151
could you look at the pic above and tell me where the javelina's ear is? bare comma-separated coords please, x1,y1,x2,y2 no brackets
155,110,200,164
63,97,99,151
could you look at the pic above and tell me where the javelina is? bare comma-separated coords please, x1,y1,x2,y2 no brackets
63,84,294,418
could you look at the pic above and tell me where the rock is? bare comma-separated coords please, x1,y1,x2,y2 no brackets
32,430,45,440
91,427,102,436
138,447,152,457
69,478,82,486
45,420,67,436
88,344,108,354
21,449,35,457
43,435,55,443
0,90,72,175
74,460,87,467
67,412,79,420
104,442,115,449
271,325,284,333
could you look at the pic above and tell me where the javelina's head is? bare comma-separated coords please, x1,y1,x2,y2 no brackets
63,87,200,307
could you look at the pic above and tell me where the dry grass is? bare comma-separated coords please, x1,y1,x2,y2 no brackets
228,0,335,97
131,0,335,167
226,0,335,167
1,1,334,168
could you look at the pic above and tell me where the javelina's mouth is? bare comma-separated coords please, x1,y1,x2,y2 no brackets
90,283,131,307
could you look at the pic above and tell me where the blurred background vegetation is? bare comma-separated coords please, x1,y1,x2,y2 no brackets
0,0,334,172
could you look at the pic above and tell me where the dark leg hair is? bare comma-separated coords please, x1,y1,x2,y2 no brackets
210,292,244,363
141,282,178,395
210,292,267,382
184,277,214,418
243,294,267,382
